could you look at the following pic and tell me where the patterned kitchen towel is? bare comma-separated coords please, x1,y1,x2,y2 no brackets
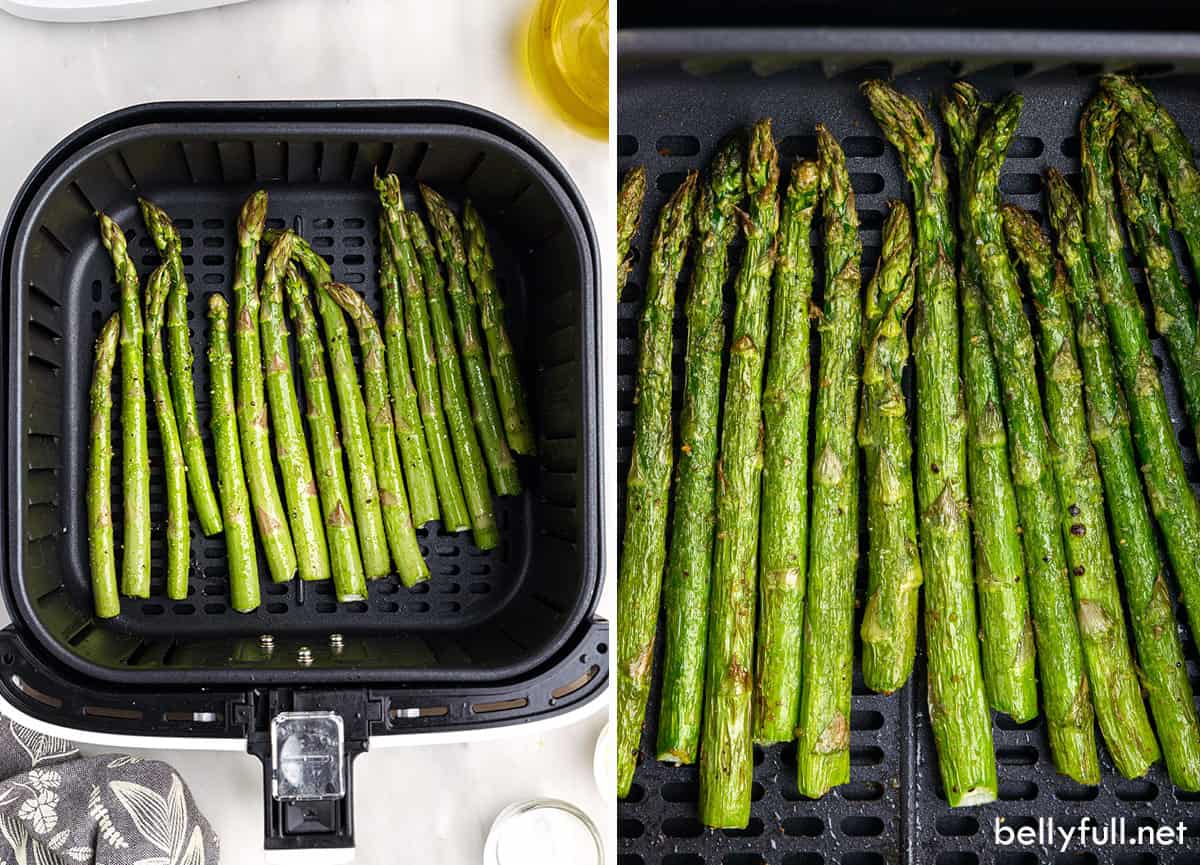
0,718,219,864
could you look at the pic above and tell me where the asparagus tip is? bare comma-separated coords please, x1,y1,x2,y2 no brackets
238,190,268,244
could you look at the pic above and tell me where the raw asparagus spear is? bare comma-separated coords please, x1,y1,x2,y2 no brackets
88,313,121,619
1101,74,1200,274
207,293,261,613
753,158,817,744
144,266,190,601
1080,94,1200,683
1047,167,1200,790
616,171,698,799
867,79,996,804
966,90,1098,784
699,121,776,825
99,213,151,599
419,185,522,497
327,281,430,586
407,210,500,551
857,201,922,694
462,200,537,455
1114,119,1200,444
261,233,331,583
284,265,367,602
282,233,392,579
377,217,440,524
795,125,859,801
658,135,744,762
941,85,1038,722
231,193,297,584
139,199,222,535
1004,206,1160,778
618,166,647,303
376,174,471,532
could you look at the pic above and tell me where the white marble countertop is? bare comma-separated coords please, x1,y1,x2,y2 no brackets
0,1,614,862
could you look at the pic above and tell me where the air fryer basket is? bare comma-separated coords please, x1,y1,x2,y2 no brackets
619,36,1200,865
1,101,602,689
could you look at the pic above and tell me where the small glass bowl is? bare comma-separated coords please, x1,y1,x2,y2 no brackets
483,798,603,865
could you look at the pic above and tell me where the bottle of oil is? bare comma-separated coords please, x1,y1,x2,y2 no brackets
522,0,608,139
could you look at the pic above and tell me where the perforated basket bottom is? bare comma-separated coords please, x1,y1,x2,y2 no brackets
618,61,1200,865
61,186,533,639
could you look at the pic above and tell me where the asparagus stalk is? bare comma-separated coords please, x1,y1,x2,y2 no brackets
207,294,261,613
284,265,367,602
462,200,537,455
616,171,698,799
857,201,922,694
941,85,1038,722
231,193,297,584
283,233,392,579
753,158,817,744
376,219,440,525
376,174,471,532
407,210,500,551
419,185,522,497
966,90,1098,784
260,233,331,583
795,125,859,801
88,313,121,619
98,213,151,599
1080,93,1200,692
1047,166,1200,790
1004,206,1160,778
144,266,190,601
1100,74,1200,274
618,166,647,303
1114,119,1200,445
658,136,744,762
326,281,431,586
866,80,995,804
139,199,222,536
699,121,776,826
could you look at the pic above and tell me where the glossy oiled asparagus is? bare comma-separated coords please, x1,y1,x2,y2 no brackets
88,313,121,619
618,166,647,302
207,294,260,613
99,213,151,599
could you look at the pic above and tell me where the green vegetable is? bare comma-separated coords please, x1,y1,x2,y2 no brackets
868,79,996,804
754,157,818,743
795,125,859,801
88,313,121,619
857,201,921,695
657,135,743,762
1004,204,1159,779
965,89,1097,784
1048,165,1200,791
618,166,647,303
283,264,367,602
139,198,222,536
144,265,190,601
261,232,331,584
98,213,151,599
419,185,522,497
941,84,1038,723
207,293,261,613
616,171,698,799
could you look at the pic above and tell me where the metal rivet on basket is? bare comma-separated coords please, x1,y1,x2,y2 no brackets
259,634,275,652
297,646,314,666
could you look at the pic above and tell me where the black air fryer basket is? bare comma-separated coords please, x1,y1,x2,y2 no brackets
0,100,605,852
619,26,1200,865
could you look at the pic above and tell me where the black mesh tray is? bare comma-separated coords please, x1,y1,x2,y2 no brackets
1,100,602,688
618,37,1200,865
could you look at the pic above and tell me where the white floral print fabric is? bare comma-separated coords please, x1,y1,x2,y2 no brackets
0,720,218,865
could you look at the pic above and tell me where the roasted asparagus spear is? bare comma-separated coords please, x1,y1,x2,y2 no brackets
88,313,121,618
